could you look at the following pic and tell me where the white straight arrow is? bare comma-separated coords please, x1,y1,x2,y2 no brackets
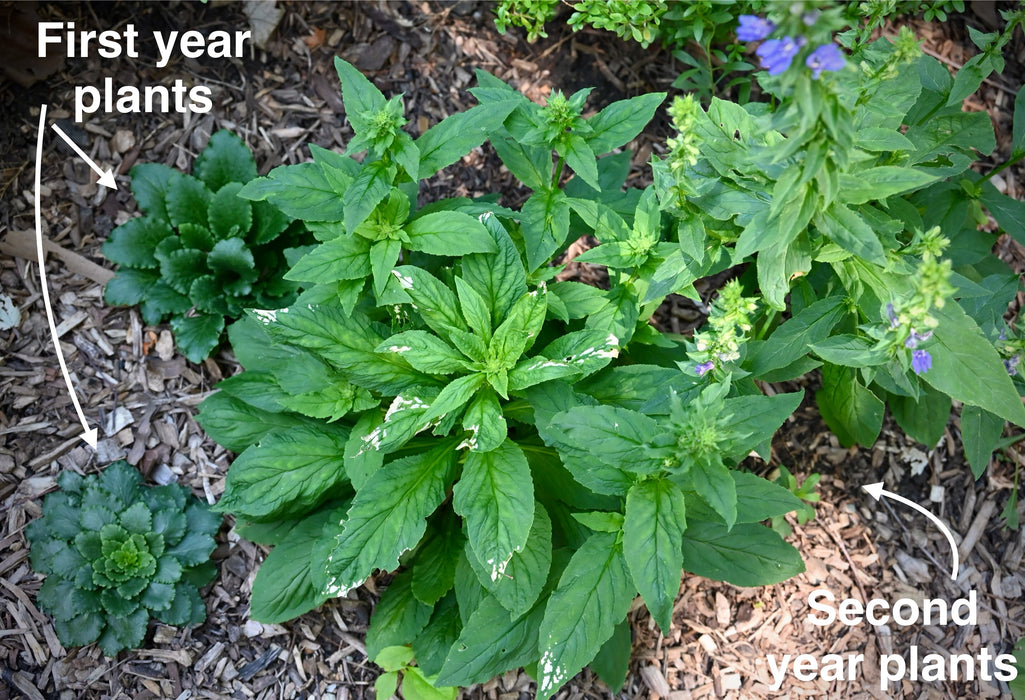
863,482,959,581
35,104,98,449
50,122,117,190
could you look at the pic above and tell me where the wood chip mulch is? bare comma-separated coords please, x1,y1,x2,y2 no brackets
1,3,1023,699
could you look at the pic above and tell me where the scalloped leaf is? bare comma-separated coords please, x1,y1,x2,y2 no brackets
105,268,159,306
171,314,226,363
98,607,148,656
189,275,230,315
160,248,208,295
53,612,104,648
140,281,191,325
194,130,258,191
102,217,174,269
165,174,213,228
178,222,215,251
129,162,176,219
209,182,254,238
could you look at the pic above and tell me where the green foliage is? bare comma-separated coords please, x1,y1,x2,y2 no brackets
196,16,1025,694
25,462,220,656
102,130,309,362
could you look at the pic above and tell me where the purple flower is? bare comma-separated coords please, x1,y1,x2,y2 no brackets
886,303,899,329
911,349,932,375
802,10,821,26
806,43,845,79
737,15,776,42
756,36,802,76
1005,355,1020,376
695,361,715,376
904,328,933,349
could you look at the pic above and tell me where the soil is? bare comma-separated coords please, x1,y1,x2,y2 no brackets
1,2,1024,700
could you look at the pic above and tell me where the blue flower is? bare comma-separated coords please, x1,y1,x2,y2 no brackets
756,37,802,76
904,328,933,349
911,349,932,375
1005,355,1020,376
886,303,899,328
806,43,845,79
695,361,715,376
737,15,776,42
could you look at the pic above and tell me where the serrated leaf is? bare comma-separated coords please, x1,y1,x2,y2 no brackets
731,472,804,522
171,314,225,363
585,92,666,154
537,532,634,698
165,174,213,228
335,56,387,135
545,405,660,473
624,478,685,634
405,211,499,256
490,286,548,365
217,425,350,521
377,330,468,375
160,248,208,295
194,130,258,191
208,182,254,238
961,405,1004,479
460,388,506,453
102,216,175,269
105,268,159,306
343,160,392,234
412,517,463,606
129,162,176,219
322,443,458,596
285,234,372,283
239,163,346,221
422,373,484,424
416,102,519,178
521,189,570,272
462,214,527,323
390,266,466,340
465,501,552,617
454,440,534,586
682,520,804,586
814,204,885,264
413,594,463,677
370,238,402,297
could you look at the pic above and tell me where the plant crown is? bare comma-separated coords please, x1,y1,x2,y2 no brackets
102,130,311,362
26,462,221,656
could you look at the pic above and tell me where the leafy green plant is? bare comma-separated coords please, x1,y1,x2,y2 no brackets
196,56,807,697
25,462,221,656
102,130,310,362
195,5,1025,695
770,467,820,537
494,0,560,42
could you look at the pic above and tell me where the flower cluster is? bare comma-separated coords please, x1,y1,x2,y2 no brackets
690,279,758,376
736,14,845,79
665,94,701,176
884,229,956,376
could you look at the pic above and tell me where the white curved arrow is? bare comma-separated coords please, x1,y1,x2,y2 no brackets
863,482,958,581
50,123,117,190
35,104,98,449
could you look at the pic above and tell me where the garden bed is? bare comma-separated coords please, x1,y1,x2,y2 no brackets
1,2,1024,699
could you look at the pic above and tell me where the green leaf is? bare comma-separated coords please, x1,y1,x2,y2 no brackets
405,211,499,256
589,620,631,693
585,92,665,154
322,443,458,596
412,518,463,606
561,134,599,191
178,222,215,251
344,160,392,234
156,582,205,626
196,391,309,452
809,335,889,367
286,235,372,283
455,277,492,338
460,388,507,453
102,217,174,269
521,189,570,272
208,182,253,238
960,405,1004,479
623,478,685,634
537,532,634,698
454,439,534,586
682,520,804,586
376,671,399,699
462,215,527,323
251,199,293,245
208,237,256,281
731,472,804,523
105,268,159,306
53,612,104,648
120,502,153,535
377,331,468,375
160,247,208,295
141,280,191,325
365,570,433,660
750,296,846,377
889,385,951,447
980,182,1025,245
129,162,176,219
370,238,403,297
491,133,551,191
335,56,387,135
689,458,736,528
390,266,466,340
416,102,519,178
401,666,458,700
422,373,484,423
490,287,548,365
165,174,213,228
98,607,149,656
239,163,346,221
413,594,463,677
815,204,886,265
171,314,225,363
839,166,939,205
816,364,884,448
217,425,350,521
925,303,1025,427
546,405,660,473
194,130,258,191
140,581,175,611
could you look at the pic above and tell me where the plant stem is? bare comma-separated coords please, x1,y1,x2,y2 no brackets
552,156,565,190
979,151,1025,184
